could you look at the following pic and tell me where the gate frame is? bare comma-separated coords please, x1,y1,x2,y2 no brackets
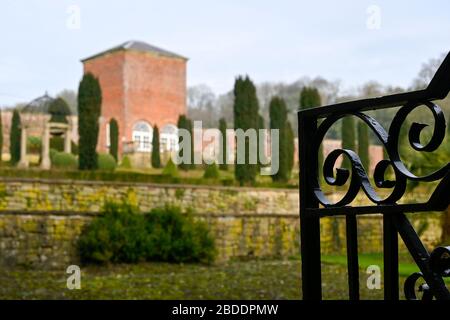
298,52,450,300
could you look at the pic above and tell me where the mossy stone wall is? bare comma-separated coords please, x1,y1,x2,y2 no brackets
0,178,444,268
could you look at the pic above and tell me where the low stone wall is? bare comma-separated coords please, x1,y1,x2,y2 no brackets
0,179,301,268
0,178,444,269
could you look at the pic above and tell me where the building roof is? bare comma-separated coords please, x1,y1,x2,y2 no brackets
81,40,188,62
21,92,55,114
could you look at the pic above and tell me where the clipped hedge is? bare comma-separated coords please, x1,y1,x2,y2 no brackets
50,137,78,155
78,202,216,264
51,152,78,170
162,158,179,178
203,163,220,179
0,167,297,188
98,153,116,171
119,155,132,169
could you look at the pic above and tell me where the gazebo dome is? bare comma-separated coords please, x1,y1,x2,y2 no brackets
22,92,55,114
22,92,71,125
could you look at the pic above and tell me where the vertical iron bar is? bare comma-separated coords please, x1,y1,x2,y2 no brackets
346,214,360,300
298,114,321,300
383,214,399,300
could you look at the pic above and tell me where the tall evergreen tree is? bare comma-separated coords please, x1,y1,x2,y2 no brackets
286,121,295,177
357,121,369,171
0,109,3,163
299,86,323,177
233,76,259,185
257,114,266,168
186,118,195,169
177,115,191,170
10,110,21,165
151,125,161,168
109,118,118,161
218,118,228,171
299,87,321,110
78,73,102,170
341,117,356,168
269,96,288,182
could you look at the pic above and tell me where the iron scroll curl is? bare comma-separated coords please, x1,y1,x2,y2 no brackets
311,101,449,208
404,246,450,300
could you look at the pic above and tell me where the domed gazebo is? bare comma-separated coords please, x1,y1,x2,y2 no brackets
19,92,72,169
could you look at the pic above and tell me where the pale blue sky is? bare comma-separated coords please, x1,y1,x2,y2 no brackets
0,0,449,105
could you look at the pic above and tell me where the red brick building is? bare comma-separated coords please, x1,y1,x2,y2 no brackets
81,40,187,157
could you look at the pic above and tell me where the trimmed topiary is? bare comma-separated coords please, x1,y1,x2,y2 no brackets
97,153,116,171
203,163,220,179
52,152,78,170
49,148,58,162
119,155,132,169
48,97,71,124
162,157,179,177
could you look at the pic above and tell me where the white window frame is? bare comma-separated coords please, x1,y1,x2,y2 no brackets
132,121,153,152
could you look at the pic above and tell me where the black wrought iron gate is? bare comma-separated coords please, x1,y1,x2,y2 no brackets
298,52,450,300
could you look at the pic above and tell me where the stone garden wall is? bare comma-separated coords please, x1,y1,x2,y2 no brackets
0,178,444,269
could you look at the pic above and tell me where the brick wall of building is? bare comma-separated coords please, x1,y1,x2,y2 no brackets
83,51,126,154
82,49,186,156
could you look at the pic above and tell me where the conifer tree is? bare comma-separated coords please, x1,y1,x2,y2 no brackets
233,76,259,185
299,86,323,176
177,115,192,170
269,96,288,182
151,125,161,168
286,121,295,177
10,110,21,165
109,118,118,161
78,73,102,170
218,118,228,171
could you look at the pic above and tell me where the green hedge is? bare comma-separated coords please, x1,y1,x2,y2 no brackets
51,152,78,170
0,168,297,189
162,158,179,177
119,155,132,169
203,163,220,179
78,202,216,264
98,153,116,171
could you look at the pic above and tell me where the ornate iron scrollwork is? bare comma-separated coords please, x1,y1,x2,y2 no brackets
298,51,450,300
405,246,450,300
312,101,449,208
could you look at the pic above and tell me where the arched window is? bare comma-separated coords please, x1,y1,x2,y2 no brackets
161,124,178,152
132,121,152,152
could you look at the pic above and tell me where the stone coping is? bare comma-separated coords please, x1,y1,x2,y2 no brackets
0,177,299,193
0,209,299,218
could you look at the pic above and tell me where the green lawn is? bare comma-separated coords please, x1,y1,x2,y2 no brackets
2,255,442,300
322,253,420,277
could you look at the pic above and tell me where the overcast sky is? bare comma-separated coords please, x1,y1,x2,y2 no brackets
0,0,449,105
